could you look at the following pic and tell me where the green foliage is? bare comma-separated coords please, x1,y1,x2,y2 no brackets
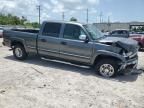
141,26,144,31
31,22,39,28
0,13,39,28
25,22,39,28
131,26,144,32
70,17,78,22
0,14,27,25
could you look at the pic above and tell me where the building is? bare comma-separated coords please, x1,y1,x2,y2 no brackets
93,22,144,32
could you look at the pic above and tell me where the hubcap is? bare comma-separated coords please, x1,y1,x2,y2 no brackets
100,64,115,77
15,48,23,57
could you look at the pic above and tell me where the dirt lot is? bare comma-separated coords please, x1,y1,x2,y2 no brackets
0,38,144,108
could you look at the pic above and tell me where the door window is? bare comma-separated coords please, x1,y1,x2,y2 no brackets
42,23,61,37
63,24,85,40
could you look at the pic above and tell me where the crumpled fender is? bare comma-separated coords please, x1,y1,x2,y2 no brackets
90,50,125,65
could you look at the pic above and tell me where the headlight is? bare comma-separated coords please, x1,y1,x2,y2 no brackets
122,51,133,57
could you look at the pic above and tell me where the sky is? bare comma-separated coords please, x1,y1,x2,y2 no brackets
0,0,143,23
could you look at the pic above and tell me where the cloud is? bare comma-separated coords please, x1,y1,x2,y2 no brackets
0,0,100,22
88,0,99,4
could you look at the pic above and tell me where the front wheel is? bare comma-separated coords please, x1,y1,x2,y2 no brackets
13,44,27,60
94,59,119,77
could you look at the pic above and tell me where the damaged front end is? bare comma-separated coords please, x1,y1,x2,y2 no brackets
116,41,138,72
98,37,139,73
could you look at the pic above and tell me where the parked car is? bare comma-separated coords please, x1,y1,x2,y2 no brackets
3,21,139,77
0,28,3,38
130,34,144,49
109,29,129,38
108,29,144,49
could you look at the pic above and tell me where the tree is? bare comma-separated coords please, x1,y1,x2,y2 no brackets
132,27,137,32
137,26,142,32
31,22,39,28
0,13,38,28
141,26,144,31
21,16,27,25
70,17,77,22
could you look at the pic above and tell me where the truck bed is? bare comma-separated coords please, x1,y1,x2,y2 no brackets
12,29,39,34
3,29,38,53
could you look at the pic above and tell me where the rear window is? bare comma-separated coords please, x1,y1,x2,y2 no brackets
42,23,61,37
111,30,128,35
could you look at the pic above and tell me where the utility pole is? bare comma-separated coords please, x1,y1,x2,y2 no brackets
37,5,41,27
86,8,89,24
108,16,111,31
99,12,103,23
62,12,65,21
108,16,110,23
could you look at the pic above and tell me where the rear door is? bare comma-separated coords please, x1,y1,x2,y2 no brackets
59,24,93,64
37,22,62,58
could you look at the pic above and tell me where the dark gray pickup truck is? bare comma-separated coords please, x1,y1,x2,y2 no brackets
3,21,139,77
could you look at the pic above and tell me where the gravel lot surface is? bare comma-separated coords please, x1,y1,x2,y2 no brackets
0,38,144,108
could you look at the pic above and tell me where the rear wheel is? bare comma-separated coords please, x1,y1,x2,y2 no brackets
94,59,119,77
13,44,27,60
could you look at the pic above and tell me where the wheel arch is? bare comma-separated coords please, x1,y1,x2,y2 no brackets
93,54,122,65
138,42,143,48
11,40,24,48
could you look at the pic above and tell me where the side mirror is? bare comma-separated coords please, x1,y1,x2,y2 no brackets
79,35,87,41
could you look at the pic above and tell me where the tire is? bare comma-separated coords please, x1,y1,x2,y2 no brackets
94,58,119,78
13,44,27,60
138,43,142,51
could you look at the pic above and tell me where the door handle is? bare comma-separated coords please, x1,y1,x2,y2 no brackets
61,41,67,45
41,39,47,42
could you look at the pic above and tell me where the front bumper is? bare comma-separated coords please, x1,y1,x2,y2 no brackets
119,56,138,72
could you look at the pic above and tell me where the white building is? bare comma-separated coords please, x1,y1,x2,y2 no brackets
93,22,144,32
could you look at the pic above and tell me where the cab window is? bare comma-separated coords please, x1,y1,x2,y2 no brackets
63,24,85,40
42,23,61,37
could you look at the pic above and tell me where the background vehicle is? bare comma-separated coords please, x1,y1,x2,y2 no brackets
109,29,129,38
3,21,138,77
0,28,3,38
108,29,144,49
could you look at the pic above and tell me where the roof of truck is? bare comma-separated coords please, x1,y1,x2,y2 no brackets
43,20,86,26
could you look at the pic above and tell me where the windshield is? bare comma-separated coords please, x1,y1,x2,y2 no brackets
83,24,104,40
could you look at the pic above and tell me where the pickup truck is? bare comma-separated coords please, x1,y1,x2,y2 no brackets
3,21,139,77
108,29,144,49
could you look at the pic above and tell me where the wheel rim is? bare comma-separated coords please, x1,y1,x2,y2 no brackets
100,64,115,77
15,48,23,58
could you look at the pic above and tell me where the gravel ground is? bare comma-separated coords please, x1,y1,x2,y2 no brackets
0,38,144,108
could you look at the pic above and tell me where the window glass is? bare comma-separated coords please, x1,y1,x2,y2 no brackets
111,31,118,35
42,23,61,37
63,24,85,40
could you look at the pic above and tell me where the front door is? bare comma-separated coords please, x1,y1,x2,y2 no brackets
60,24,93,64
